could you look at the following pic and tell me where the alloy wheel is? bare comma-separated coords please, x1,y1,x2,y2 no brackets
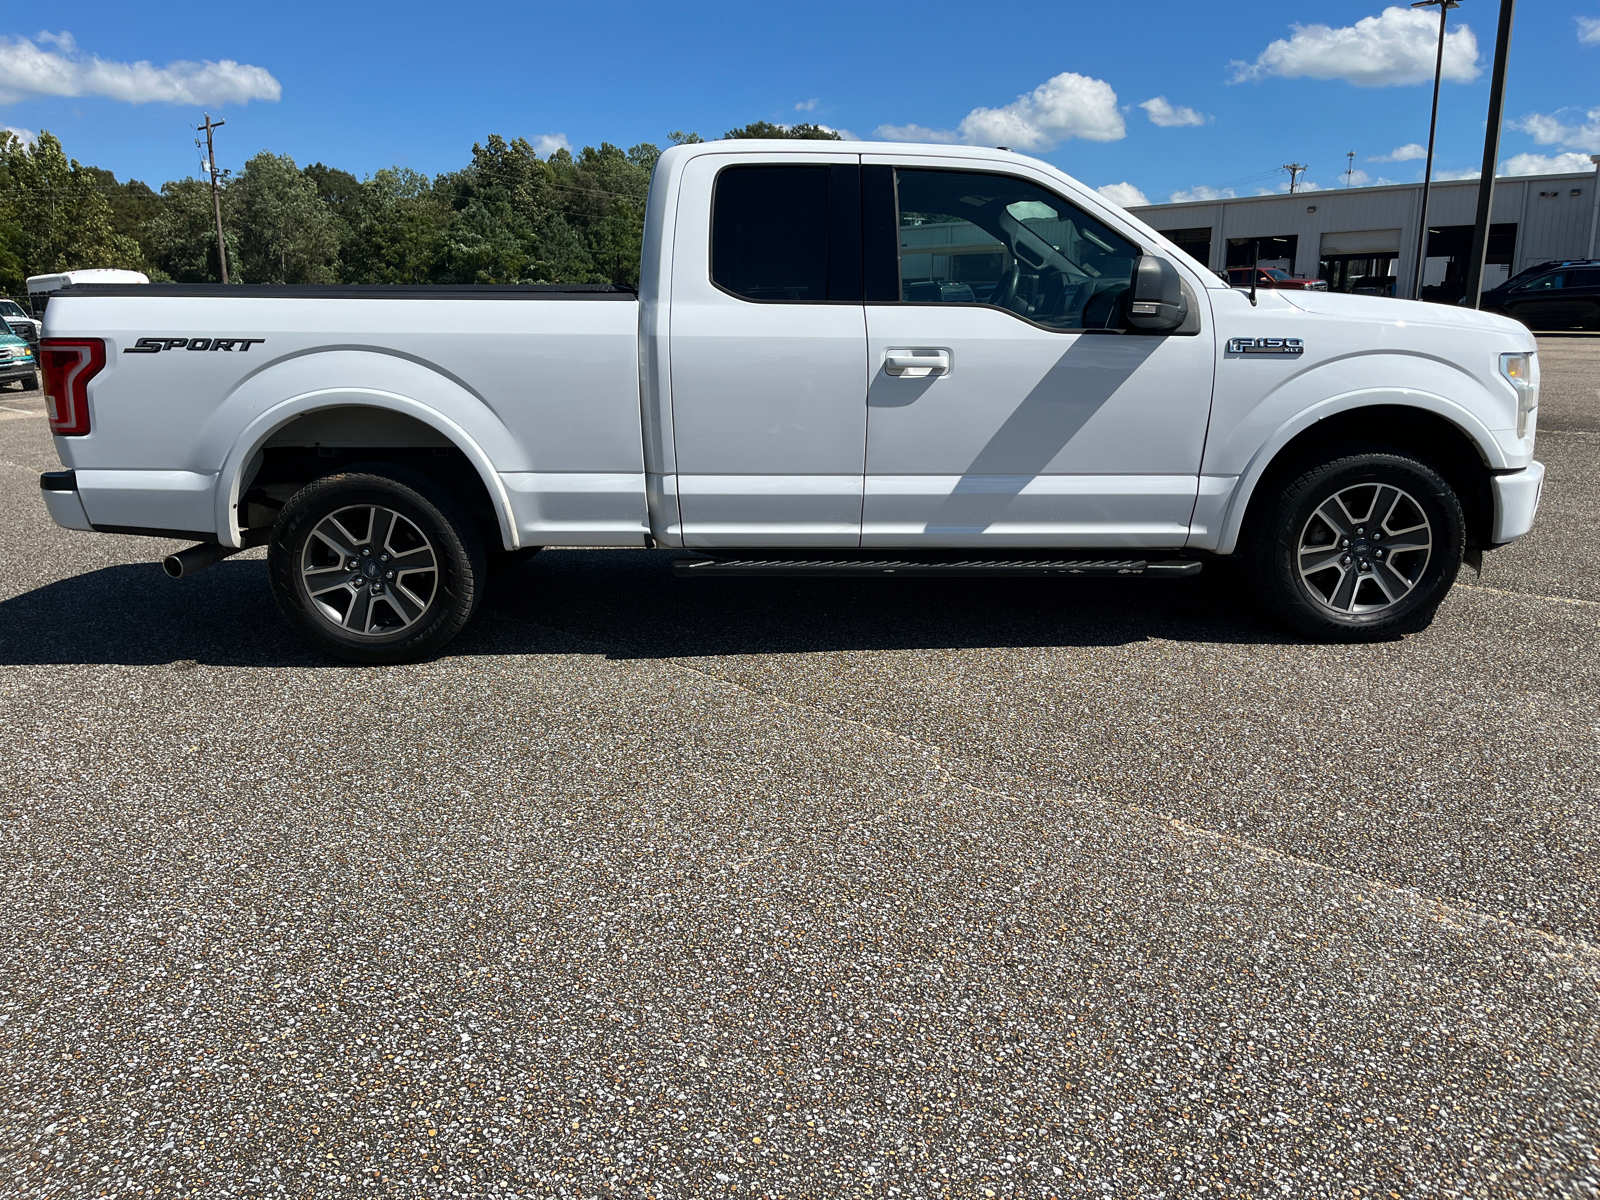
1297,483,1433,616
299,504,438,636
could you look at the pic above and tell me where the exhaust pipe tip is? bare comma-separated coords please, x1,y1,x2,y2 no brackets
163,542,239,579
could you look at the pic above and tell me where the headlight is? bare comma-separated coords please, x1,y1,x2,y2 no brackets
1499,351,1538,438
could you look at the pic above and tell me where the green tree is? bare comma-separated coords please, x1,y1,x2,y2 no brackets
722,121,842,140
145,177,236,283
231,150,340,283
0,131,146,293
340,168,449,284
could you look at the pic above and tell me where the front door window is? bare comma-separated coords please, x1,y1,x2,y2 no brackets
894,170,1138,331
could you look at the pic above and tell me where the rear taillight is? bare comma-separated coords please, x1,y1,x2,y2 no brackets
40,339,106,436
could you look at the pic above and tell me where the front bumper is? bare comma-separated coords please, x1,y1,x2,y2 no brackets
0,362,37,384
1490,460,1544,545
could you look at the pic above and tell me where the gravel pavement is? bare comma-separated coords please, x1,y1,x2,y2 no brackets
0,342,1596,1199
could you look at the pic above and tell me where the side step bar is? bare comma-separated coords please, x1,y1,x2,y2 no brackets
674,557,1202,579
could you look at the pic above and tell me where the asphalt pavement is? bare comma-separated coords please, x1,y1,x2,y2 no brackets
0,339,1596,1199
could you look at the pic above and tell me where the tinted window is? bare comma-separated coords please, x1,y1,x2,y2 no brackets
1569,268,1600,288
894,169,1138,330
1520,273,1565,291
712,166,829,302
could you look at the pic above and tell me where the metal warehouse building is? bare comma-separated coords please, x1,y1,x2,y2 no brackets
1127,164,1600,304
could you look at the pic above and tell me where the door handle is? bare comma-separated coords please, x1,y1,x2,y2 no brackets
884,349,951,377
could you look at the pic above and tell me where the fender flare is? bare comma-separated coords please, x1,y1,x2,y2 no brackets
1212,388,1508,556
213,387,519,551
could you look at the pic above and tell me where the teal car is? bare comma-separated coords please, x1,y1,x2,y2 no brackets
0,320,37,390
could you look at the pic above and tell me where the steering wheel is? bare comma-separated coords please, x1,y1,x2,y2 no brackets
990,254,1022,312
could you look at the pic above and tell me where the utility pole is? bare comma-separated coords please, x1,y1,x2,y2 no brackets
1590,155,1600,258
1283,163,1308,194
1410,0,1460,300
1463,2,1517,306
200,112,229,284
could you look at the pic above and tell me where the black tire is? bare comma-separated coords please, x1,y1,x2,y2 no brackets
268,464,486,664
1246,451,1464,641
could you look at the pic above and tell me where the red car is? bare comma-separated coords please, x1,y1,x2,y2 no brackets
1224,267,1329,291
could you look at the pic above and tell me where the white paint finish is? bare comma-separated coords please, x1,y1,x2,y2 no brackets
38,141,1550,567
675,474,864,547
41,487,92,531
1177,475,1239,550
864,475,1194,546
1198,287,1538,554
208,381,520,551
75,468,215,532
862,305,1214,547
1490,461,1545,544
667,148,868,547
500,472,648,546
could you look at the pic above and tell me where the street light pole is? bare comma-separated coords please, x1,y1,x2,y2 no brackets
1409,0,1460,301
1464,0,1517,307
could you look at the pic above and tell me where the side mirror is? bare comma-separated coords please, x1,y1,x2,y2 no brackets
1126,255,1189,332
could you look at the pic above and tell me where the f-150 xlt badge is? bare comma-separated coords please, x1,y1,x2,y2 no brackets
125,337,266,353
1227,337,1304,355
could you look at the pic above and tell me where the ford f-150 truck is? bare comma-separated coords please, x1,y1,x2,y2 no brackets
36,141,1543,662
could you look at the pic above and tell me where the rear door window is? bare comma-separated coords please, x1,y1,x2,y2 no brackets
892,169,1139,330
711,166,830,302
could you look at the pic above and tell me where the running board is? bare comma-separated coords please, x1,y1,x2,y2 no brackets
673,557,1202,579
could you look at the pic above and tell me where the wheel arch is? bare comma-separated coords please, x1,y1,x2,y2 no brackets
214,389,519,552
1216,397,1502,556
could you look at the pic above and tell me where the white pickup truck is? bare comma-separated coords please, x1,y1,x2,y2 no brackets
37,141,1543,662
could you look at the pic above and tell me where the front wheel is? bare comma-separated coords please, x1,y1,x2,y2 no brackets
268,465,486,664
1247,452,1465,640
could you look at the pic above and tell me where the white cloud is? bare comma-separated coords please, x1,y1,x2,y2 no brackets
877,71,1125,151
1342,168,1373,186
1231,7,1480,88
532,133,571,157
1578,16,1600,45
3,124,35,144
1501,151,1597,175
0,31,279,106
1255,180,1325,195
1371,142,1427,162
795,98,818,112
1510,107,1600,153
1138,97,1206,127
1097,182,1149,207
1433,167,1481,180
874,123,959,143
1168,185,1236,203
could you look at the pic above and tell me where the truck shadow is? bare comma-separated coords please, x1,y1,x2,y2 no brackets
0,549,1293,668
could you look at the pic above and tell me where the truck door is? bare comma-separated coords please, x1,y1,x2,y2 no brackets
668,153,867,546
860,158,1215,548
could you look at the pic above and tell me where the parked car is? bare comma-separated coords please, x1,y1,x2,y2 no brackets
1225,267,1330,291
1478,259,1600,330
0,322,38,391
37,141,1542,661
0,297,40,346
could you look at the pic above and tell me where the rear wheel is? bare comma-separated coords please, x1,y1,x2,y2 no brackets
268,465,486,663
1247,451,1464,640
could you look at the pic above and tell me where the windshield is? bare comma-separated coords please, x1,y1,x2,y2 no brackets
0,300,24,318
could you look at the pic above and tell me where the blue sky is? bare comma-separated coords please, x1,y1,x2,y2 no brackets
3,1,1599,206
